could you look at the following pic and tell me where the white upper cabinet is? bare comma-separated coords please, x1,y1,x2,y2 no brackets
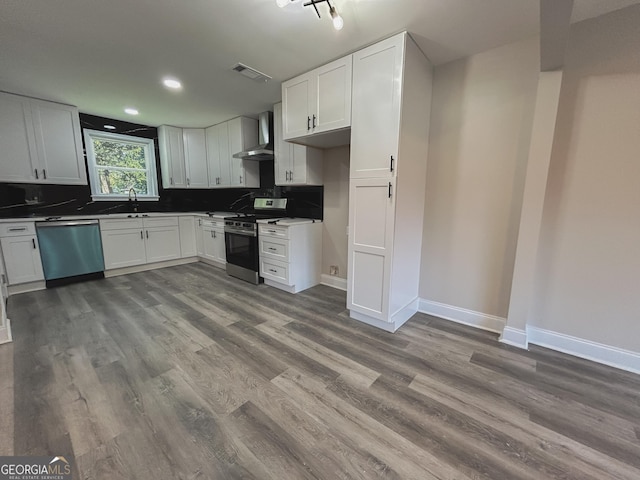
282,55,352,142
206,122,230,187
182,128,209,188
158,125,187,188
274,102,323,186
0,92,86,185
350,35,404,179
228,117,259,188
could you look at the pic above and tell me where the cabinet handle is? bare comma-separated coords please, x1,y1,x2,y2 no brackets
170,177,173,185
8,227,26,232
1,274,5,285
140,230,143,239
199,219,202,226
210,230,214,238
312,114,316,128
42,169,46,179
269,268,277,273
187,178,190,186
239,175,242,184
34,169,39,179
268,247,276,251
390,155,395,172
32,238,36,249
213,231,217,239
307,116,311,131
146,230,149,239
388,182,393,198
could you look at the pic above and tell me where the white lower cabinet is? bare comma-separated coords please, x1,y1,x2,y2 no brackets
100,217,180,270
0,222,45,285
179,216,197,257
200,218,226,266
258,220,322,293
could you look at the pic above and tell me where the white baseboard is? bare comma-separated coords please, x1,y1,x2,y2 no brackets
527,326,640,375
348,298,419,333
418,299,506,334
105,257,199,278
499,326,528,349
320,274,347,291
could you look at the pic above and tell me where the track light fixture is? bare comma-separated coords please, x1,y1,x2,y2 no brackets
277,0,344,31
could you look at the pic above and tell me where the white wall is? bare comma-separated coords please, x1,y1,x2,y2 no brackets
322,145,350,280
531,6,640,352
419,37,539,318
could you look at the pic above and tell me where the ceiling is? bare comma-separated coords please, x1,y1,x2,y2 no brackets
1,0,638,128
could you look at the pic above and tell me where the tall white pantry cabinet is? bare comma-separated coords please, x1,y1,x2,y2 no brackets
347,32,433,332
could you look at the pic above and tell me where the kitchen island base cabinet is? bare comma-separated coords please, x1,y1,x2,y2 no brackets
258,221,322,294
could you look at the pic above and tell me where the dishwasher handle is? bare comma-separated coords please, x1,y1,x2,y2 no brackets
36,220,99,228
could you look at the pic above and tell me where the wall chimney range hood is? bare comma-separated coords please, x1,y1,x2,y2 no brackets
233,111,274,161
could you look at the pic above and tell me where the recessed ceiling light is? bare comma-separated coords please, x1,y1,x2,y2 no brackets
104,125,116,130
163,77,182,90
124,108,139,115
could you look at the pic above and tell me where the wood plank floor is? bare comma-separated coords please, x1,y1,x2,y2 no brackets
3,263,640,479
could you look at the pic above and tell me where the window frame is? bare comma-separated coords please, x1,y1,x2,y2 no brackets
83,129,159,201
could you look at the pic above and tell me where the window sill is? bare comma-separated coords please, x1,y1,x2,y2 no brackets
91,195,160,202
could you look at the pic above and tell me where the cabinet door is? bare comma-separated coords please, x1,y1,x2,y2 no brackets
30,99,87,185
206,122,231,187
145,226,181,263
228,117,258,187
273,102,292,186
159,126,187,188
195,219,205,256
212,228,226,264
179,216,197,257
350,34,404,179
347,178,396,321
0,235,44,284
201,227,218,262
182,129,209,188
282,72,314,140
0,92,38,183
101,228,147,269
314,55,352,134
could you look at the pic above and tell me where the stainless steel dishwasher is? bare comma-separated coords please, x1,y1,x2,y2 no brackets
36,220,105,286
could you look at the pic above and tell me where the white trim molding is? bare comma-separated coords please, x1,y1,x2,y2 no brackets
320,274,347,291
500,326,528,349
418,299,506,333
0,319,12,345
527,326,640,375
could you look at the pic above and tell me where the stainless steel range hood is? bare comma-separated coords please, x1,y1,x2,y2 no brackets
232,111,274,161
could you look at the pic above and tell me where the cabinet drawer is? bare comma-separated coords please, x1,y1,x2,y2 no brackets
199,218,224,229
100,218,144,230
0,222,36,237
260,237,289,262
143,216,179,228
260,258,290,284
259,224,289,239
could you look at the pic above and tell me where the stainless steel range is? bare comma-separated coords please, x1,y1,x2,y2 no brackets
224,198,288,284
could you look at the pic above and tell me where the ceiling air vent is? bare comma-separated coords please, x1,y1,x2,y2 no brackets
231,63,272,83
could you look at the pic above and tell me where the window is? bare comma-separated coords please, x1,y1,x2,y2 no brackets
84,129,159,201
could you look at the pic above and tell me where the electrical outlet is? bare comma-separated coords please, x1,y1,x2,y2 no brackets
330,265,339,276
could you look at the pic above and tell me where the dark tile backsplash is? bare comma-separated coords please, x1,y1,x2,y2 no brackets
0,114,322,219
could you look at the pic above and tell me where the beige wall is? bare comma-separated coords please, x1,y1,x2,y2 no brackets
322,145,350,279
531,6,640,351
419,37,539,318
